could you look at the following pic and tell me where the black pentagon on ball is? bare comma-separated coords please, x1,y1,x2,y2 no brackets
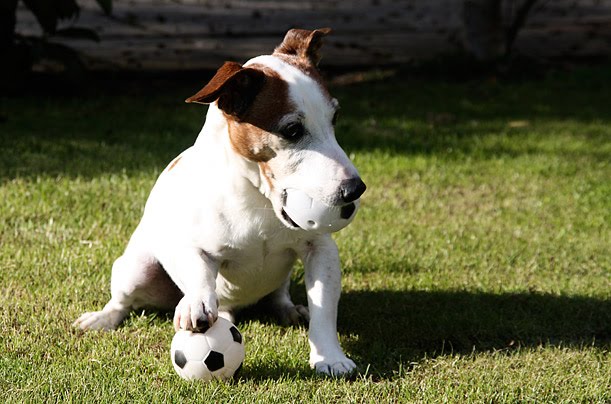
174,350,187,369
204,350,224,372
229,326,242,344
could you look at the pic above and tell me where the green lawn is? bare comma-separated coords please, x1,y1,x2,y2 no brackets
1,66,610,402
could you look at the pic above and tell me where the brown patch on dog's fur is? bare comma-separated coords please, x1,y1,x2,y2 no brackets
273,28,332,97
258,162,275,191
186,62,266,119
227,121,277,162
226,64,294,162
274,53,329,93
273,28,331,67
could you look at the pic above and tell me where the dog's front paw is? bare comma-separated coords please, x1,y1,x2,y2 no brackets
311,354,357,377
173,294,218,332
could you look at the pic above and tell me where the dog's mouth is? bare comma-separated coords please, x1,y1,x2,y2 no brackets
281,208,301,229
279,189,302,230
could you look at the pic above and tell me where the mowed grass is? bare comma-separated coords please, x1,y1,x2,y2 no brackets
1,66,610,402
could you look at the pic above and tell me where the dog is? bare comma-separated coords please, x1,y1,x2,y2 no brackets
74,28,366,377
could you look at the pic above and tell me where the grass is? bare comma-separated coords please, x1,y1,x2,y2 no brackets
1,66,610,402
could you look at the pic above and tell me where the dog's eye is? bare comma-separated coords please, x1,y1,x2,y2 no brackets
280,122,305,141
332,110,339,126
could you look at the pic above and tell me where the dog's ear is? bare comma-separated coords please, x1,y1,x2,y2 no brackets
185,61,266,118
273,28,331,66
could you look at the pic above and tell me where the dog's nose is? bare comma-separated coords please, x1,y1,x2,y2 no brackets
340,177,366,203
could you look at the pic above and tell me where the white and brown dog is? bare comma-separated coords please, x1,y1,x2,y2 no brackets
74,28,366,376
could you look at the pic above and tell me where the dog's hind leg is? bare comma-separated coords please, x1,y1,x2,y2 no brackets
74,251,182,330
264,274,310,326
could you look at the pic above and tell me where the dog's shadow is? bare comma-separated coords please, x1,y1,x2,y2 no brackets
134,285,610,380
333,289,610,378
234,285,610,380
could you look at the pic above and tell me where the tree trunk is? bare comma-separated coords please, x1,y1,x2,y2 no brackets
462,0,504,61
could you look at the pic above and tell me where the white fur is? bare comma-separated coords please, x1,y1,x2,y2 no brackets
74,54,361,376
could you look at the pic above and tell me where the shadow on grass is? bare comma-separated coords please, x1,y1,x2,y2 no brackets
337,289,610,379
1,66,611,179
236,361,314,383
210,285,611,380
115,281,610,381
333,67,611,159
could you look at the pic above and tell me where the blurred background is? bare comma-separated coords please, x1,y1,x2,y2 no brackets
3,0,611,82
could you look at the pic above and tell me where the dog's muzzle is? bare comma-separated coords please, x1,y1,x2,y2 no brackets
281,188,360,233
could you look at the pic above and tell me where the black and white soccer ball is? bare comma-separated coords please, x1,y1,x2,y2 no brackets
170,317,245,381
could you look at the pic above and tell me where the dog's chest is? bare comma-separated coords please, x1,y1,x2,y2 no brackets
213,232,300,307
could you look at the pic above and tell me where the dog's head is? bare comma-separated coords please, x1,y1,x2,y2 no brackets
186,28,366,232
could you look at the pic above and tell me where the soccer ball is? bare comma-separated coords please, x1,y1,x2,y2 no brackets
170,317,245,381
